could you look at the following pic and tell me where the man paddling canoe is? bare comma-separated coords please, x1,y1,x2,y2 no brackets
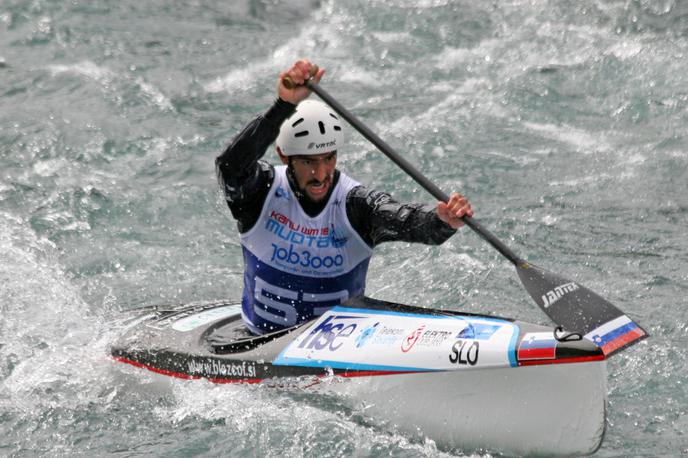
216,59,473,335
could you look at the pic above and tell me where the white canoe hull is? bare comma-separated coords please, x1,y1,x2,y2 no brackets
112,298,609,455
323,361,607,456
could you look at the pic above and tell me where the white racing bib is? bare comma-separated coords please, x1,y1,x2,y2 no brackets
240,166,373,334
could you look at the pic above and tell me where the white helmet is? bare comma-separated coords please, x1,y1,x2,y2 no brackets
276,100,344,156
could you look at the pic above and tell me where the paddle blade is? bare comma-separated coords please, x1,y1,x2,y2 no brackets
516,262,648,357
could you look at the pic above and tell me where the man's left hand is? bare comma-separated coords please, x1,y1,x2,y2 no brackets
437,192,473,229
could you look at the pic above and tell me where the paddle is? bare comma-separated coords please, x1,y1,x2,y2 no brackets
283,70,647,357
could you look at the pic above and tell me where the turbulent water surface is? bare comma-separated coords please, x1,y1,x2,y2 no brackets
2,0,687,456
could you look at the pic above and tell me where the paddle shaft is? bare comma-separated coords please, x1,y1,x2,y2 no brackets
305,79,526,267
288,76,648,354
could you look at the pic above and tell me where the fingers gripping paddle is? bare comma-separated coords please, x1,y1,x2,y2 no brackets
287,71,647,357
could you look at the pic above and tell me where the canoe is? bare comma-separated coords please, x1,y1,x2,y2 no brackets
111,296,607,456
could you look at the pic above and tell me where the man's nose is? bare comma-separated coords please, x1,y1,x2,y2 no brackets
311,161,329,180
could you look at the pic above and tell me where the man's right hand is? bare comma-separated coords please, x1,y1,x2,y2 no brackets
277,59,325,105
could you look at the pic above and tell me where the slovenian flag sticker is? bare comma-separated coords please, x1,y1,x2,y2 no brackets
518,332,557,360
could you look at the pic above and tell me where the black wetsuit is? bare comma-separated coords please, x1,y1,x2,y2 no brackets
216,98,456,247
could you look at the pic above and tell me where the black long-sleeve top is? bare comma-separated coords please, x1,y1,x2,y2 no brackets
216,98,456,247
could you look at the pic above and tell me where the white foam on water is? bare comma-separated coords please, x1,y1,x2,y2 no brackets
153,379,472,458
203,12,341,96
32,157,69,177
481,149,541,166
48,60,113,83
623,153,647,165
375,0,455,7
607,39,645,60
433,47,474,70
541,214,559,226
204,66,259,94
0,213,114,421
204,1,371,95
47,60,173,112
338,68,385,87
522,121,613,154
134,76,175,112
370,31,411,44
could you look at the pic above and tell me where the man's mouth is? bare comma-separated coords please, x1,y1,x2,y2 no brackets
306,178,330,197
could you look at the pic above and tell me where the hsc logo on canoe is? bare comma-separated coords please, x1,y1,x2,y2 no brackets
298,314,362,351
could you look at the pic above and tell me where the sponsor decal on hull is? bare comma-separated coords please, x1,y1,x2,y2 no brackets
187,358,257,378
401,325,425,352
457,323,501,340
113,356,262,384
297,313,361,351
274,306,518,371
402,327,453,353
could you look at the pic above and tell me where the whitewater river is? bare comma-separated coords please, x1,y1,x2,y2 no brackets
2,1,687,456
